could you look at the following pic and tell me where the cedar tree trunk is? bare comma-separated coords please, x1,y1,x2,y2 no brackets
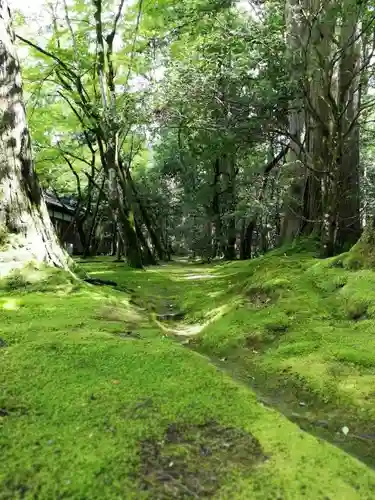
0,1,68,275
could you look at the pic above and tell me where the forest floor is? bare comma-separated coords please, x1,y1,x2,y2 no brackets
2,248,375,499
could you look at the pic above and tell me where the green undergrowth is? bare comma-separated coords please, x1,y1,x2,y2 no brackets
2,256,375,498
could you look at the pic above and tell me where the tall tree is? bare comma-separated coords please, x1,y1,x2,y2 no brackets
0,0,68,275
280,0,373,255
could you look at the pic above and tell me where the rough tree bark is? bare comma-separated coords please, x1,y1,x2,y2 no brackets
280,0,307,243
302,0,335,238
335,1,362,252
0,1,68,276
281,0,364,255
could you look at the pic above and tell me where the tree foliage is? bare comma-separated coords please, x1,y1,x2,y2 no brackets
13,0,375,263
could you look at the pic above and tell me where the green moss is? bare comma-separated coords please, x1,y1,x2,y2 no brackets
2,255,375,498
338,229,375,269
245,277,292,309
345,299,368,320
271,235,321,257
0,265,80,294
83,255,375,467
3,270,30,291
263,312,290,333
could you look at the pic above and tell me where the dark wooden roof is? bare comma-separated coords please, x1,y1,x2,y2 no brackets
44,191,76,215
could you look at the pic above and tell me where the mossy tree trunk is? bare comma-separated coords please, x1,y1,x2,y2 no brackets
0,0,68,275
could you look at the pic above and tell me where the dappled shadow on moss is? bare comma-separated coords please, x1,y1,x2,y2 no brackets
139,420,267,498
245,286,274,308
245,278,291,309
245,330,286,353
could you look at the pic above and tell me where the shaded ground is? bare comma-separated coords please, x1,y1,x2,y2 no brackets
1,253,375,498
140,421,267,498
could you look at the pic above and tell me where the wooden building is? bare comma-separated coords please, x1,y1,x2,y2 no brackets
44,192,83,254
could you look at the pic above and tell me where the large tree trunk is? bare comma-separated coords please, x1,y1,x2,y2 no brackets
282,0,363,255
280,0,306,243
0,1,68,276
93,0,143,269
335,1,362,252
303,0,336,248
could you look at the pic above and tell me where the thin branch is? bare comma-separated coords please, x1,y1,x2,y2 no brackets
63,0,78,58
106,0,126,46
124,0,144,87
16,33,76,78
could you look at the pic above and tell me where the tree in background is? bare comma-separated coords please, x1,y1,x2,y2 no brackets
280,0,375,255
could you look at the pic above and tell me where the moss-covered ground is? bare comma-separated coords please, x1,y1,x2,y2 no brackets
1,250,375,498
